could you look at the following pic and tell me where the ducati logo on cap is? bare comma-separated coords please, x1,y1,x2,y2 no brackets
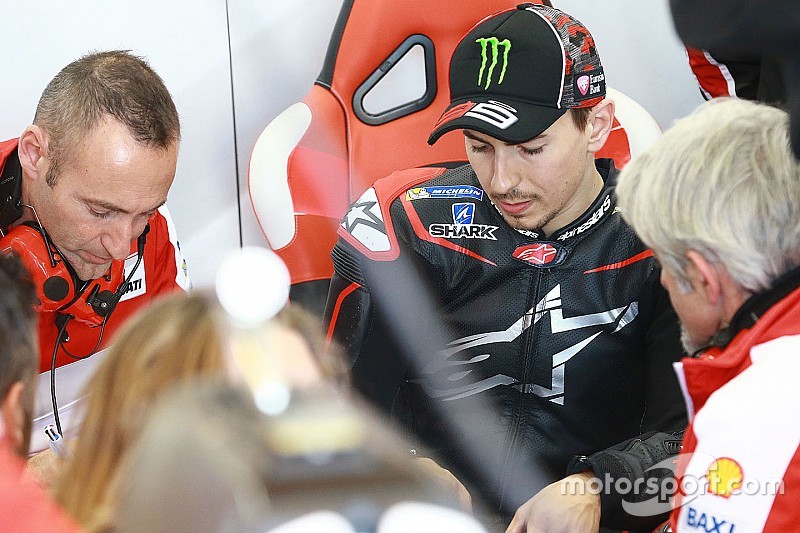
476,37,511,90
513,242,567,268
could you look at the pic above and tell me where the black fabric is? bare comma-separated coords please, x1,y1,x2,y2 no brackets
0,147,24,229
567,430,685,531
325,159,687,525
692,49,787,117
669,0,800,156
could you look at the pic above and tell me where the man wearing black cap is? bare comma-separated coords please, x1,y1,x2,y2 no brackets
325,4,686,531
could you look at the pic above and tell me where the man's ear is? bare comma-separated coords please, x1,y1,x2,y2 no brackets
687,249,752,320
17,125,49,182
685,250,723,306
586,98,615,154
1,381,26,453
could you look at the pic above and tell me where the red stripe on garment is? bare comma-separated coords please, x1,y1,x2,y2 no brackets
761,443,800,531
687,47,735,98
325,281,360,349
584,249,654,274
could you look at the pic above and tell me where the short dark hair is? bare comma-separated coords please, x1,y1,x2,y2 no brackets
0,253,38,452
569,107,593,131
34,50,180,186
0,253,37,398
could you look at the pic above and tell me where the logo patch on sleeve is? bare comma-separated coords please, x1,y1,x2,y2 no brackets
120,252,147,302
341,188,390,252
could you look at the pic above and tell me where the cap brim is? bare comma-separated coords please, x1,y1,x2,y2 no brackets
428,97,567,145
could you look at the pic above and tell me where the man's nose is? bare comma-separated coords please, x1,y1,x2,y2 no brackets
102,220,137,261
491,152,520,194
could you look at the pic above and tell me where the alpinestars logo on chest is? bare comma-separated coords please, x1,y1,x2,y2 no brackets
417,284,639,404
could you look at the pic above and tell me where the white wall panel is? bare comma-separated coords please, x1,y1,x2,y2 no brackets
558,0,705,129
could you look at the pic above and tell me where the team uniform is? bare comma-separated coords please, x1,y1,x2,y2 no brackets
325,159,686,520
0,139,190,451
671,268,800,532
685,47,785,104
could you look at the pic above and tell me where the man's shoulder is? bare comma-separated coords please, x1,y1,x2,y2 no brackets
399,164,485,204
370,163,478,204
0,138,18,165
336,164,482,261
142,206,181,253
136,208,175,261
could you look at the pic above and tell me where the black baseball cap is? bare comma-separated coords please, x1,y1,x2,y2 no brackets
428,3,606,145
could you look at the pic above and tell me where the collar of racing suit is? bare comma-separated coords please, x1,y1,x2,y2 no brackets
0,142,24,230
508,157,618,241
704,264,800,350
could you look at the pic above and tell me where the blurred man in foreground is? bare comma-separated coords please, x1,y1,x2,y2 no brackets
0,253,82,531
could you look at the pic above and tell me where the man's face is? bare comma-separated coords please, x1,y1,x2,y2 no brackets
31,118,177,281
464,111,598,234
659,264,719,354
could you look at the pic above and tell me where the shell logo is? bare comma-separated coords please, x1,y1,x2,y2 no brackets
705,458,744,498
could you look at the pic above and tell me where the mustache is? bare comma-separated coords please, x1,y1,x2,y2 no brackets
491,190,540,202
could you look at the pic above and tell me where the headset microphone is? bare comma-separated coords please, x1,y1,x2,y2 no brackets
40,223,149,437
85,223,151,319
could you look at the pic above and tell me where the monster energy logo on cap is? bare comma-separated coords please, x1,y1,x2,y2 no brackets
476,37,511,90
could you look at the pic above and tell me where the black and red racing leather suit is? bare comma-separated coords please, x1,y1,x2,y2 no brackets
324,159,686,524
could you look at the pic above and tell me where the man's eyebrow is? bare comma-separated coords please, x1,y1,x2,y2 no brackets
82,197,166,215
463,131,487,143
462,130,546,146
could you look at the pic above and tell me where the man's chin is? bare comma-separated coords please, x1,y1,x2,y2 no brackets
76,264,113,282
59,250,111,281
504,214,547,233
70,258,112,282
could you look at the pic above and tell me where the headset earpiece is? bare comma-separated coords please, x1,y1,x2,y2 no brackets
0,223,76,311
43,275,71,302
0,222,126,326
